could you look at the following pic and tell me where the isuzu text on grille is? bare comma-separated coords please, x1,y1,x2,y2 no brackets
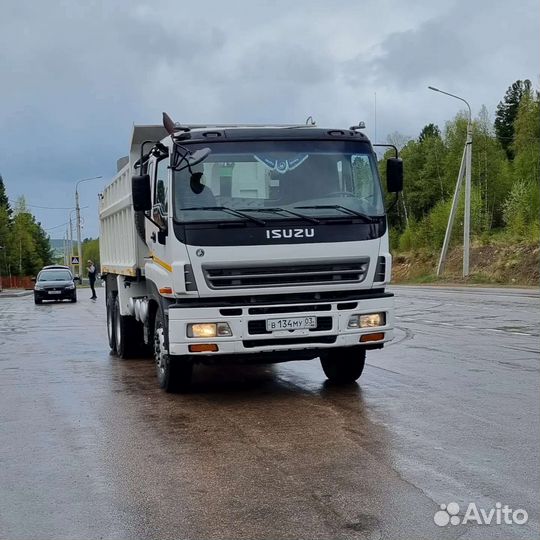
266,228,315,239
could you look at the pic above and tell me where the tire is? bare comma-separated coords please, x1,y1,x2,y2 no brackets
320,347,366,384
114,296,143,359
106,292,117,353
154,308,192,392
71,295,77,303
34,296,42,305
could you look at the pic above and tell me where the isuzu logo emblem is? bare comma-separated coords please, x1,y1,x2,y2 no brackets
265,228,315,239
196,249,205,257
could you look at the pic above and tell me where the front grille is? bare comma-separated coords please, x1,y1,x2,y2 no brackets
248,316,333,335
203,259,369,289
248,304,331,315
243,336,336,348
374,256,386,282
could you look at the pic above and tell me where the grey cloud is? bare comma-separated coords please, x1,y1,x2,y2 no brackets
0,0,538,238
345,0,539,90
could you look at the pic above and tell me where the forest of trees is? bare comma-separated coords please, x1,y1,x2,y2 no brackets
0,79,538,281
0,177,53,277
382,79,539,253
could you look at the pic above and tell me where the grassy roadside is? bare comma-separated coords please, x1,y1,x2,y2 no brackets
392,240,539,287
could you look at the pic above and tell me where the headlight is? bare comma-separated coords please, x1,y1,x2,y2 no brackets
348,312,385,329
34,285,44,291
187,322,232,338
66,284,75,290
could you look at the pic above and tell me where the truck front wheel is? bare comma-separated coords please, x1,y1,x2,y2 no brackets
320,348,366,384
154,308,192,393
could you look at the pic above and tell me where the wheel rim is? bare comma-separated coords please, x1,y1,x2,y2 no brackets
154,323,167,379
115,305,122,351
107,305,113,344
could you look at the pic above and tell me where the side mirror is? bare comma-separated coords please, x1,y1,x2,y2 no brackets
31,277,36,282
132,174,151,211
386,158,403,193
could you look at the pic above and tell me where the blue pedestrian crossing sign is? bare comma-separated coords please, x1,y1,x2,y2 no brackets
71,255,80,265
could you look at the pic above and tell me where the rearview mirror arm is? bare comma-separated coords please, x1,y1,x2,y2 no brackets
143,211,167,233
386,192,400,214
372,144,398,158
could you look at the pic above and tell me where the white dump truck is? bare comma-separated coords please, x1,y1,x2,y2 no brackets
99,114,403,391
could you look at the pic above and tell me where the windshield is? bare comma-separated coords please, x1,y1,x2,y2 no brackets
38,270,73,282
173,140,384,223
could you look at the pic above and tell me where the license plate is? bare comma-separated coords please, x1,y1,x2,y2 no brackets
48,290,62,295
266,316,317,331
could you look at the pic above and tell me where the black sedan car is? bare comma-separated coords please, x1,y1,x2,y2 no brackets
34,266,77,304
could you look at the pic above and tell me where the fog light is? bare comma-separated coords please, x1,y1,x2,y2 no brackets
348,313,385,329
216,322,233,337
187,322,232,338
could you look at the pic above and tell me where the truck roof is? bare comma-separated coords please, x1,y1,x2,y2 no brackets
127,124,371,171
182,126,370,143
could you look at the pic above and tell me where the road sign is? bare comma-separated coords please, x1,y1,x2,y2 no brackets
71,256,80,265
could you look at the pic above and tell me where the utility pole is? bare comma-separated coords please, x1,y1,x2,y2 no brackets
0,246,4,291
75,189,82,278
428,86,472,277
69,216,74,273
74,176,102,278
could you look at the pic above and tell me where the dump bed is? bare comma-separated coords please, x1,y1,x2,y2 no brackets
99,163,146,276
99,124,168,276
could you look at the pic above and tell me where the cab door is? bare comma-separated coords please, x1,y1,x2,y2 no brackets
145,154,173,285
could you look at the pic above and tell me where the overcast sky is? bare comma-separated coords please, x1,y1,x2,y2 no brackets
0,0,538,238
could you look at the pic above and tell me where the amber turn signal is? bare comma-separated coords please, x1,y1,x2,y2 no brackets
189,344,218,353
360,332,385,342
159,287,173,294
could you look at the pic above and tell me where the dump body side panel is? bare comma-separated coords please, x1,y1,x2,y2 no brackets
99,164,147,276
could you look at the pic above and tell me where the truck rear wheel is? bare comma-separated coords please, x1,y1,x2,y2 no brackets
106,292,116,353
154,308,192,393
320,348,366,384
114,296,142,359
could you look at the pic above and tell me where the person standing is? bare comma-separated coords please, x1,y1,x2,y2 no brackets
87,260,97,300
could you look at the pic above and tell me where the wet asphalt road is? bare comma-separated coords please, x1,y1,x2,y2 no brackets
0,286,538,540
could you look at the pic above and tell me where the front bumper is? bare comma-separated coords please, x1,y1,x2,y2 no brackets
167,294,394,357
34,289,76,300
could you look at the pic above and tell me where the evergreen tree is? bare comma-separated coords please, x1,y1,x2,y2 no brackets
494,79,532,160
0,174,11,216
418,123,441,143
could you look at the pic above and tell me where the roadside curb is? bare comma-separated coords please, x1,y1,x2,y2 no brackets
0,290,33,298
390,284,540,296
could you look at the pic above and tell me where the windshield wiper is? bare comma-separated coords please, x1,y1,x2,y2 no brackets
293,205,375,223
237,207,321,224
180,206,266,225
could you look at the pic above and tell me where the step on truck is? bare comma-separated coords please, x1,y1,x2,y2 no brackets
99,114,403,392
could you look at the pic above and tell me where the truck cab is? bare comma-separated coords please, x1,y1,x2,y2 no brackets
100,118,403,392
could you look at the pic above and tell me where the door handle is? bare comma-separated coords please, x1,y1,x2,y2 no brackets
150,232,156,242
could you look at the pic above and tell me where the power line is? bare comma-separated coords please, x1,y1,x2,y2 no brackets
8,200,76,210
44,221,69,231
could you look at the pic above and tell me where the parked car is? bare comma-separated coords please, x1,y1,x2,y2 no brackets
34,266,77,304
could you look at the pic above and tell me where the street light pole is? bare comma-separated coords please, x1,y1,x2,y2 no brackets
0,246,4,291
75,176,102,278
428,86,472,277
